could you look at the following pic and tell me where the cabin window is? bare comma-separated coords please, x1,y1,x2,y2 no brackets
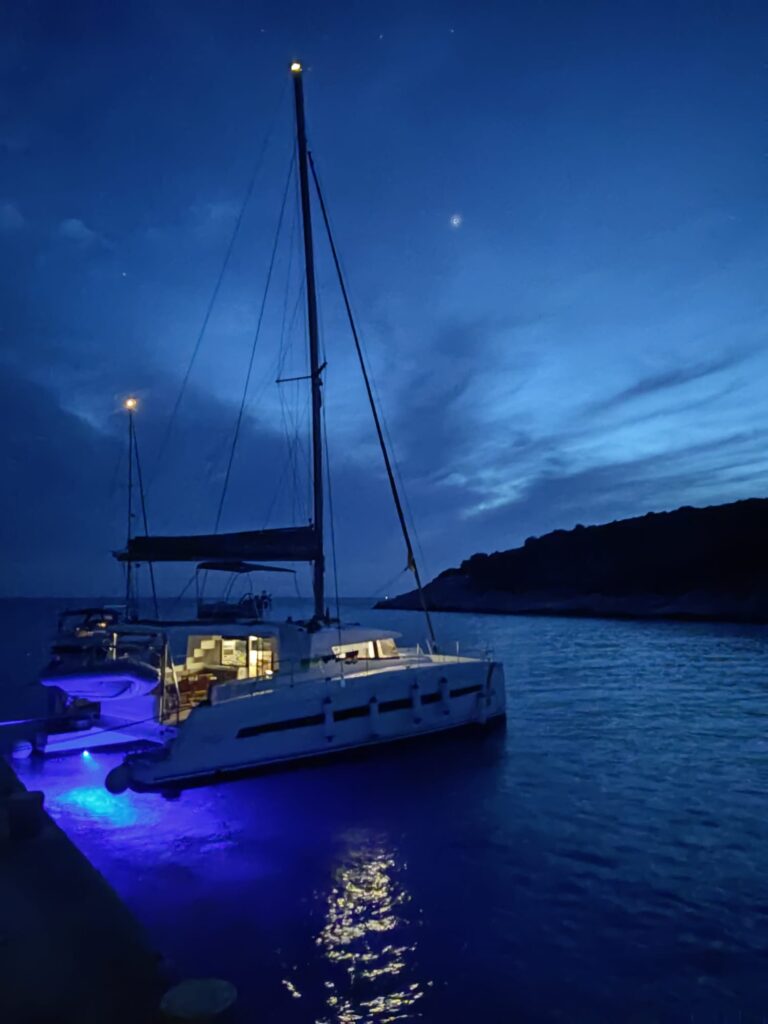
248,635,277,678
221,639,247,667
375,638,398,659
185,635,223,671
379,696,412,713
333,705,370,722
183,634,276,683
332,641,375,661
237,713,323,738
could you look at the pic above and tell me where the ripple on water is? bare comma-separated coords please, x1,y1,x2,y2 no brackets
5,601,768,1022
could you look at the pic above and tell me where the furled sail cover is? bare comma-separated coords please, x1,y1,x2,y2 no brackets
115,526,320,564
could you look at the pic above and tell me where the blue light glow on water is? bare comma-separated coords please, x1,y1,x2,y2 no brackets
7,599,768,1022
57,785,141,827
19,749,159,829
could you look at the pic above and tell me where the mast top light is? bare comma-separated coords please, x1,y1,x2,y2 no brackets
290,61,302,73
124,396,138,411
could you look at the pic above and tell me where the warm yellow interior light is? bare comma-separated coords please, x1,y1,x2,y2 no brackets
124,396,138,411
290,61,302,72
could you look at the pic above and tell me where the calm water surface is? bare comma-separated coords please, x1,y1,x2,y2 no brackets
4,598,768,1022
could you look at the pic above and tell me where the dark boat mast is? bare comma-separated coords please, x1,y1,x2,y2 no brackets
124,397,136,615
291,61,325,622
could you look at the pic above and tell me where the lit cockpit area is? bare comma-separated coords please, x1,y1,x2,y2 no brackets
171,633,279,714
331,636,399,662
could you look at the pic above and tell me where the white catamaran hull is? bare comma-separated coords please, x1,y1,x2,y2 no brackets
107,658,506,793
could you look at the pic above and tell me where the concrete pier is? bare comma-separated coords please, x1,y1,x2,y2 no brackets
0,757,164,1023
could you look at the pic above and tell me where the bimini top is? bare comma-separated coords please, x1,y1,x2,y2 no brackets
196,561,296,575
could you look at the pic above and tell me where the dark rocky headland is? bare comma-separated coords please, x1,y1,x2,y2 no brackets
377,498,768,623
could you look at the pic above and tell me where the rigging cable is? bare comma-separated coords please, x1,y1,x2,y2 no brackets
261,205,302,529
109,440,129,605
371,566,409,601
274,282,310,527
213,154,296,532
369,357,432,588
131,415,160,618
273,194,299,385
319,329,342,631
152,81,289,484
172,570,198,613
308,151,438,649
239,186,300,435
323,402,342,636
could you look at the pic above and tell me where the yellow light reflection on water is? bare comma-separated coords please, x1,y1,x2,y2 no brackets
309,837,428,1024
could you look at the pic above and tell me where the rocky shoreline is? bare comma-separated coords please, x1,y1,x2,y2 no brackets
376,575,768,624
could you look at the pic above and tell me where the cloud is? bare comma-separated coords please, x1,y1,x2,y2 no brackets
58,217,102,245
385,318,536,481
0,202,24,232
441,428,768,563
588,349,754,415
0,351,412,597
0,371,122,595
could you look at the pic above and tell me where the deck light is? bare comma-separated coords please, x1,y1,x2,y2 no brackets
290,62,302,73
124,396,138,411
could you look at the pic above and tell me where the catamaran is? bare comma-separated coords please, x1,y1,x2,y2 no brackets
39,63,507,792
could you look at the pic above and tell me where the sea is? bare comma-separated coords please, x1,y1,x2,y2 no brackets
3,596,768,1023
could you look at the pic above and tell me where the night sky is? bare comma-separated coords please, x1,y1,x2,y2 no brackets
1,1,766,598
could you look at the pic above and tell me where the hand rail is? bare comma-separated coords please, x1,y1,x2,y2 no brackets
207,647,496,705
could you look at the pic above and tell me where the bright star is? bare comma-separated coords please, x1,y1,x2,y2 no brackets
450,213,463,228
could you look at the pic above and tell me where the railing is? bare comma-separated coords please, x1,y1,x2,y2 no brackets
146,628,497,716
207,644,495,706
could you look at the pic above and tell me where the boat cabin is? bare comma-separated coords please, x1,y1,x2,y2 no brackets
163,622,403,716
